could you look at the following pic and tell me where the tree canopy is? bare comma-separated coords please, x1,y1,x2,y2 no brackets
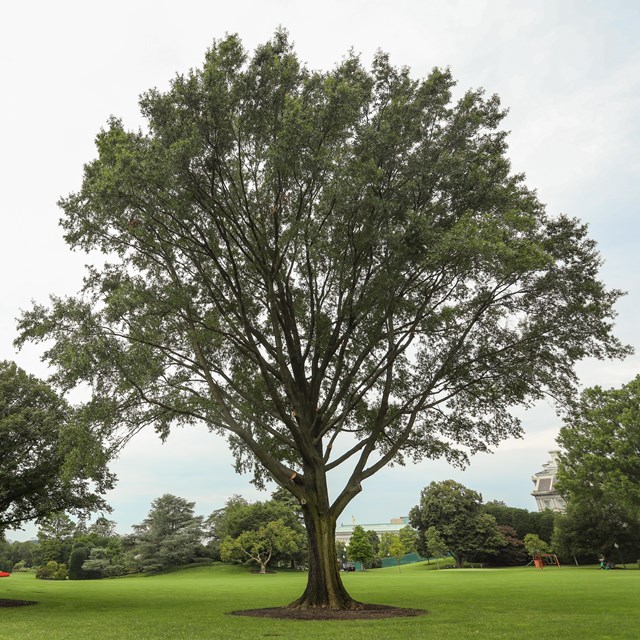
16,31,627,609
205,492,306,566
424,526,449,569
552,502,640,564
347,525,375,568
220,518,303,574
410,480,504,567
483,500,554,543
555,375,640,563
0,360,112,533
128,494,204,572
557,375,640,518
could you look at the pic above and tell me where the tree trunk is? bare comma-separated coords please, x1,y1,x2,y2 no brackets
288,507,360,610
259,563,267,574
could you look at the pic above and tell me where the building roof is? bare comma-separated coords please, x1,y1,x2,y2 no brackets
335,517,410,538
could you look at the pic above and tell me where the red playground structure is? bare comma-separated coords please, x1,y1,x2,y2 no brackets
533,554,560,569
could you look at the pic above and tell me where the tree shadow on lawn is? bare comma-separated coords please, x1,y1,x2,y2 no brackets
0,599,37,607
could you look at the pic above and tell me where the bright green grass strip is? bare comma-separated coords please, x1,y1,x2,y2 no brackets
1,563,639,640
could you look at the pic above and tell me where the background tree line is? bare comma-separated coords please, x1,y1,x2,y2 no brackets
6,364,640,577
0,488,307,578
3,474,637,577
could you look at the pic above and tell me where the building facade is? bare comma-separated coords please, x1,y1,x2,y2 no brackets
531,450,567,512
335,516,410,545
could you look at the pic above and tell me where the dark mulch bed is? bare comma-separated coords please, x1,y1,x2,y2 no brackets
230,603,427,620
0,599,38,608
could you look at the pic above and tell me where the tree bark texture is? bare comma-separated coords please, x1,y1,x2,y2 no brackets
289,508,359,610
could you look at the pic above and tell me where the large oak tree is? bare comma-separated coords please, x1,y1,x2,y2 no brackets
17,32,627,609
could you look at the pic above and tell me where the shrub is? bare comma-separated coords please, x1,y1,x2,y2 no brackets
36,560,68,580
69,546,90,580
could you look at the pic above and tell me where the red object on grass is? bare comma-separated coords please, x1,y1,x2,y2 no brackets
0,571,10,577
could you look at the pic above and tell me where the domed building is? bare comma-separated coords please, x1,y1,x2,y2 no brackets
531,450,567,512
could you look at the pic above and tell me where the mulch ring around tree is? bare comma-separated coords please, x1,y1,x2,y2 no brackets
230,604,427,620
0,599,38,608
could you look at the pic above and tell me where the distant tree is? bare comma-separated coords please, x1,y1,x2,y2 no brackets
556,376,640,555
220,519,303,574
0,536,11,572
81,542,127,579
6,539,41,569
469,525,528,566
379,528,417,565
203,495,248,560
523,533,550,556
88,517,118,539
388,536,406,570
36,560,68,580
270,487,304,523
398,525,418,554
206,495,306,567
366,530,380,557
68,545,91,580
552,502,640,565
0,361,112,533
557,376,640,508
347,525,375,570
410,480,504,568
37,513,77,564
483,501,555,543
129,494,204,572
378,532,395,559
424,526,449,569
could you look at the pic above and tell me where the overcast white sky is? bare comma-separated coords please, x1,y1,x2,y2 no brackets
2,0,639,540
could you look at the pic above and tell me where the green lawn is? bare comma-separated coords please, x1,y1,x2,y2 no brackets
1,562,638,639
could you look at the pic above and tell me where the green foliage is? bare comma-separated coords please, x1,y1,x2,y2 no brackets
523,533,551,556
425,526,449,569
553,375,640,564
88,516,118,539
469,525,528,567
16,30,626,511
483,500,555,542
128,494,204,572
82,543,127,578
37,513,78,564
11,560,27,572
410,480,505,567
220,519,303,573
36,560,68,580
0,535,11,572
398,525,418,553
68,546,90,580
552,502,640,564
347,525,375,568
378,532,395,558
425,526,448,556
0,361,113,533
206,494,306,567
366,530,380,556
15,30,628,607
388,536,406,567
379,528,417,563
3,539,41,568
